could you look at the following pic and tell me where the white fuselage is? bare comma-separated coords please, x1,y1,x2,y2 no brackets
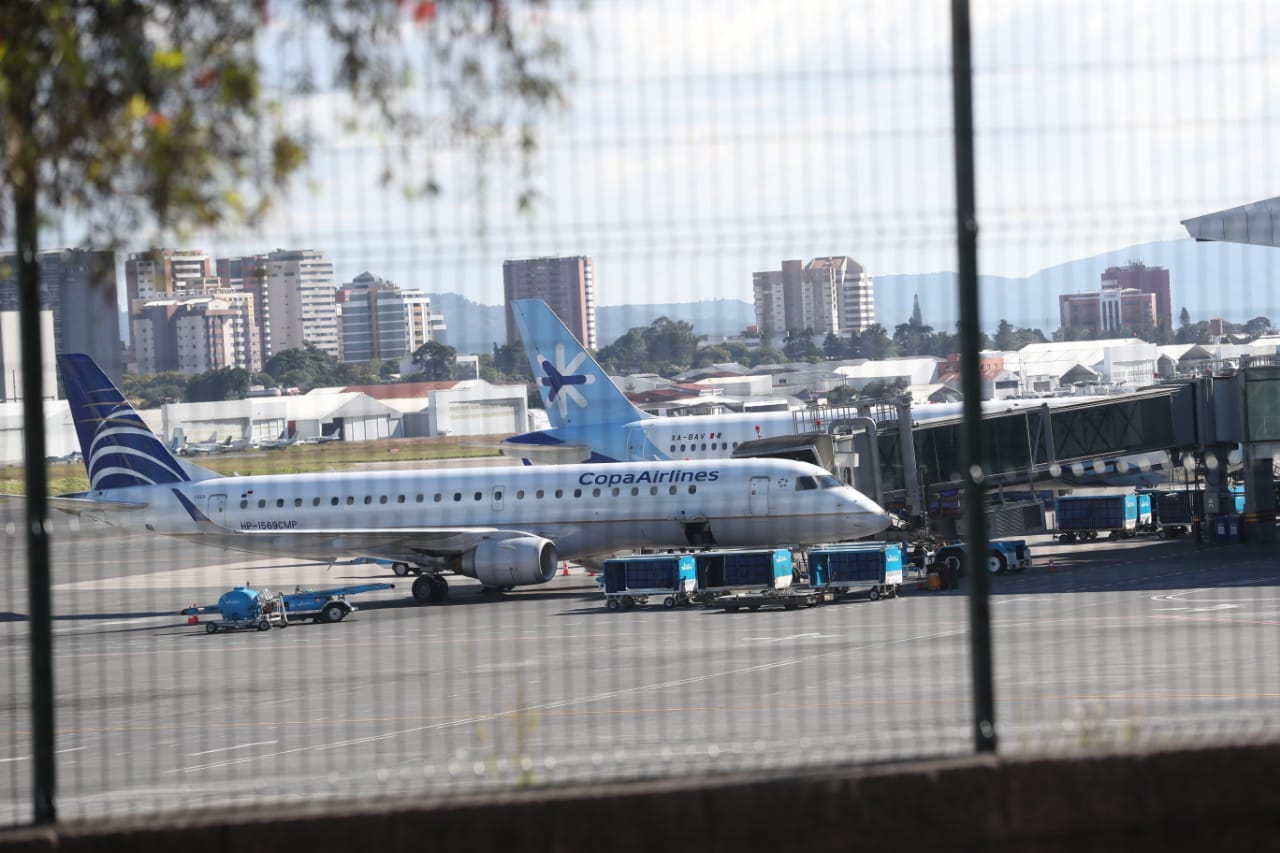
533,398,1114,463
81,458,890,564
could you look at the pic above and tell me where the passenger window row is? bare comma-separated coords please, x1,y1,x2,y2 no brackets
668,441,739,453
236,483,700,510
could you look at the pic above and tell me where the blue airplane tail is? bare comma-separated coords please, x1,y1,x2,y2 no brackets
510,299,648,429
59,354,196,490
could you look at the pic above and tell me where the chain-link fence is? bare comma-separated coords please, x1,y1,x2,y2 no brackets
3,0,1278,826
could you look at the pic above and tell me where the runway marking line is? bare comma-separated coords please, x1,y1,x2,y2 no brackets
188,740,280,757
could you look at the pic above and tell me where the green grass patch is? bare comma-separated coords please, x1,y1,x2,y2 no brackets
0,435,501,494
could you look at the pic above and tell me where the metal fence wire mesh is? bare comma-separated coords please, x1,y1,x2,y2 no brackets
3,0,1279,826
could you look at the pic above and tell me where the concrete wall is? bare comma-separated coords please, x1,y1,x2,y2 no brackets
4,741,1279,852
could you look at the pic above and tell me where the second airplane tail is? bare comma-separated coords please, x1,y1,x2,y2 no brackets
510,299,648,429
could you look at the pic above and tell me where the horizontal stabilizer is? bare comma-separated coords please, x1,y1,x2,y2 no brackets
0,493,150,514
495,441,596,464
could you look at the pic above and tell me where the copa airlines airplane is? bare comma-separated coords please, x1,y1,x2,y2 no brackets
51,354,890,603
501,299,1122,469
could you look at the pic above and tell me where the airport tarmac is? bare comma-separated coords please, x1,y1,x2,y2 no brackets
2,514,1279,823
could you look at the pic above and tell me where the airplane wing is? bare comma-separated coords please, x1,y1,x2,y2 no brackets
212,526,532,562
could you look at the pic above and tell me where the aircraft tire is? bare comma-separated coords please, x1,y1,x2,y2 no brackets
411,575,435,603
427,575,449,602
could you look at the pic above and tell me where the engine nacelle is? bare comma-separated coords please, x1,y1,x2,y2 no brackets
462,536,558,587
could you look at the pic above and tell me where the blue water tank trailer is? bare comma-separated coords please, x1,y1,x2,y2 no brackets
216,586,262,621
601,554,698,610
186,582,394,632
808,543,904,601
695,549,794,592
202,586,288,633
1055,494,1139,542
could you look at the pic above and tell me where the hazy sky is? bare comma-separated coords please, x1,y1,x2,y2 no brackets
138,0,1280,309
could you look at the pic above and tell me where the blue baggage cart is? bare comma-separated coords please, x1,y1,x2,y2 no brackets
808,543,904,601
601,554,698,610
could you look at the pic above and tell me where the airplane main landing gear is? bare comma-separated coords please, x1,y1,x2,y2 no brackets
411,573,449,603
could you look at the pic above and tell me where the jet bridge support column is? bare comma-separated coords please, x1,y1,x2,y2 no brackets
896,401,924,519
1242,444,1277,543
1201,444,1235,541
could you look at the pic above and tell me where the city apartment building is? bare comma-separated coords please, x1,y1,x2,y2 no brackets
216,255,270,361
752,256,876,341
338,271,443,363
264,249,339,358
133,293,259,375
0,248,124,385
503,256,596,349
1101,261,1170,327
126,249,213,302
1059,279,1159,334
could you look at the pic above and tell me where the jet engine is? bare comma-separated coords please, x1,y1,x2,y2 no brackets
462,536,558,587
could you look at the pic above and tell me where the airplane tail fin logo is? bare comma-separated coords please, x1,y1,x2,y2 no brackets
511,299,647,428
58,354,192,490
536,343,596,418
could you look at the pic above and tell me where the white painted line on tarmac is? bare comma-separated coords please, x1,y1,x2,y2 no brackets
745,633,829,644
188,740,279,757
3,747,85,764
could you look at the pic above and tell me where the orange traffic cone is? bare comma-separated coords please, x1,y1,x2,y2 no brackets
561,563,570,576
1047,559,1056,573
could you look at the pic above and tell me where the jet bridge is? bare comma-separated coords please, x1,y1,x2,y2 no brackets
766,371,1275,541
882,386,1197,495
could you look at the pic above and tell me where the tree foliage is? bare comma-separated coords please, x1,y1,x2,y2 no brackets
411,340,459,381
121,371,189,409
0,0,574,243
782,330,821,362
262,342,377,390
595,316,703,376
186,367,251,403
481,343,533,383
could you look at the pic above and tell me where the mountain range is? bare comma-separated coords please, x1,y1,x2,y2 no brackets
433,240,1280,354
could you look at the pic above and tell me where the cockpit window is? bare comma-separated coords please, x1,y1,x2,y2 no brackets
796,474,844,491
